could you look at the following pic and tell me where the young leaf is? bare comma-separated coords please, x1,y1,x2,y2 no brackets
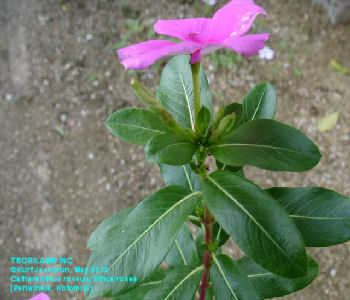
87,206,133,251
116,265,202,300
239,83,276,124
157,55,212,130
197,106,211,136
210,119,321,172
195,229,205,263
85,186,201,299
238,255,319,298
267,187,350,247
159,163,201,191
203,171,308,278
211,254,263,300
224,103,243,127
146,132,197,165
165,223,199,267
106,108,168,145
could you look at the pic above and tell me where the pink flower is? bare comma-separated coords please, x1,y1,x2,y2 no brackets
28,293,50,300
117,0,269,70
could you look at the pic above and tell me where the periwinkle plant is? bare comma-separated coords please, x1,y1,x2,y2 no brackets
85,1,350,299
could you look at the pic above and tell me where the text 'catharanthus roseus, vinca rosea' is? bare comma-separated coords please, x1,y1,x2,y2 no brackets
117,0,269,69
84,1,350,300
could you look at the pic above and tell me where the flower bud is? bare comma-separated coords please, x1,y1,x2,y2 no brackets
131,79,163,112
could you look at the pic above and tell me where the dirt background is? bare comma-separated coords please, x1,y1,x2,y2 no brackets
0,0,349,299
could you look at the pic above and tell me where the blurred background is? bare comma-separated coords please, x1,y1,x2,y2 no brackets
0,0,349,299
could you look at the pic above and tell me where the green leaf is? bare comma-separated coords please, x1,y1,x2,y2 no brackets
159,163,201,191
213,223,230,247
203,171,308,278
165,223,199,267
85,186,202,298
106,108,168,145
157,55,212,130
205,286,214,300
238,255,319,298
224,103,242,127
114,269,168,300
211,254,263,300
240,83,276,124
87,206,133,251
197,106,211,136
210,119,321,172
146,132,196,165
267,187,350,247
216,160,244,174
116,265,202,300
195,229,205,262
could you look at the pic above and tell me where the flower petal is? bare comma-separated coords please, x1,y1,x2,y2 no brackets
208,0,266,42
222,33,270,56
118,40,200,70
154,18,211,44
28,293,51,300
117,40,174,60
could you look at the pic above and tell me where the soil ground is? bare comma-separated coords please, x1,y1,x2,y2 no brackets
0,0,349,299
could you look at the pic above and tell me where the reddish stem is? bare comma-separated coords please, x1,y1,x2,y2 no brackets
198,205,213,300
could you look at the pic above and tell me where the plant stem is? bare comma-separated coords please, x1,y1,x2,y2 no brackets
191,61,201,134
198,204,213,300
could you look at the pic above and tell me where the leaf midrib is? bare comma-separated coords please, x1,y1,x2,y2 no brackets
176,65,194,130
212,255,239,300
108,191,202,271
183,165,194,191
251,84,266,120
115,124,164,134
164,266,203,300
290,215,350,220
211,143,313,158
175,239,187,265
207,176,304,271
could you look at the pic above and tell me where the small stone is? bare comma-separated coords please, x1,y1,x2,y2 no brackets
43,79,50,86
59,113,67,123
5,93,13,101
105,183,111,191
90,93,96,100
330,269,337,277
88,153,94,160
16,237,21,243
86,33,93,41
